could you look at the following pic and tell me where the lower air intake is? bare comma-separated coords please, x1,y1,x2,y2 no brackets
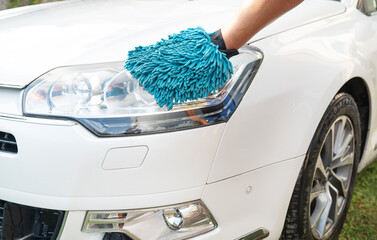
0,200,65,240
0,131,18,154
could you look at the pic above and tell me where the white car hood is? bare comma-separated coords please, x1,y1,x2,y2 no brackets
0,0,345,88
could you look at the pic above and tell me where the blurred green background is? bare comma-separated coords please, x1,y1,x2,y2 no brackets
339,160,377,240
0,0,62,10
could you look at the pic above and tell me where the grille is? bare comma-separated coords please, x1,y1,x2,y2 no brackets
0,200,65,240
0,200,4,234
0,131,18,154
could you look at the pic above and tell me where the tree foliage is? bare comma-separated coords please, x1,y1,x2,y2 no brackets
0,0,61,9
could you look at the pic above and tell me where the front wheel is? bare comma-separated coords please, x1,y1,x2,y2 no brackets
281,93,361,240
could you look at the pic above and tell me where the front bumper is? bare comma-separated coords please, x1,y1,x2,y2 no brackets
59,155,303,240
0,115,224,209
0,89,304,239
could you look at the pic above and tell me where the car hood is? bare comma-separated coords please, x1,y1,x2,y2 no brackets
0,0,345,88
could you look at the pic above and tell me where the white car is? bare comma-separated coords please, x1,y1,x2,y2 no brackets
0,0,376,239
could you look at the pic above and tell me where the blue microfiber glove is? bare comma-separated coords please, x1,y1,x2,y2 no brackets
209,29,239,59
125,27,234,110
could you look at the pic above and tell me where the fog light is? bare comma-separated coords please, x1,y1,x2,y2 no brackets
163,209,183,230
82,200,217,240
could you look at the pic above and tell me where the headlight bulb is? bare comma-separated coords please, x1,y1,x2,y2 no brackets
105,70,136,108
47,75,74,110
72,74,92,105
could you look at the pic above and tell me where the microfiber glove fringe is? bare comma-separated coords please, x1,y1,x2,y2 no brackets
125,27,234,110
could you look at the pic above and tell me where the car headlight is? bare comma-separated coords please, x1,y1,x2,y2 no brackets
23,46,263,136
82,200,217,240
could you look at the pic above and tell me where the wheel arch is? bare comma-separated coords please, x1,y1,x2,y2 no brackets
337,77,371,164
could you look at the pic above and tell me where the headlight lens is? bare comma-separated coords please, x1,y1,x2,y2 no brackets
82,200,217,240
23,46,263,136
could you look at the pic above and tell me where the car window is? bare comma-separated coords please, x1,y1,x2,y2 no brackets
359,0,377,16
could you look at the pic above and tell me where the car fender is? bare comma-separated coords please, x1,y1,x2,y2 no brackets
207,9,377,183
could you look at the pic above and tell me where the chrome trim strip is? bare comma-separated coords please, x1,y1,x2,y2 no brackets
57,212,69,240
235,228,270,240
0,113,77,126
0,83,25,89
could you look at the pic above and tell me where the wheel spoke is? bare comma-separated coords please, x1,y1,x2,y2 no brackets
328,182,341,225
333,120,353,162
310,183,326,203
331,151,354,169
310,193,328,231
322,128,334,168
333,119,344,157
315,155,328,180
329,169,348,197
311,183,333,238
336,133,353,158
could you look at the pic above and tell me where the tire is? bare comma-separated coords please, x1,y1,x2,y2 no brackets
103,233,133,240
281,93,361,240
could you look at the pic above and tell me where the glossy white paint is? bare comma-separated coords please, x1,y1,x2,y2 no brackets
56,156,304,240
0,0,376,239
208,5,377,182
0,183,205,211
0,0,348,88
201,156,305,240
0,116,225,199
0,88,23,115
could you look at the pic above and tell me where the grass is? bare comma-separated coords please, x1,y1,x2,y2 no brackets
9,0,62,8
10,0,42,8
339,160,377,240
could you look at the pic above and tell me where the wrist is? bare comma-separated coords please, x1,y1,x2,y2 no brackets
221,27,239,50
209,29,239,59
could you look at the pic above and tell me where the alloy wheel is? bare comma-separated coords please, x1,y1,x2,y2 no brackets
309,116,355,239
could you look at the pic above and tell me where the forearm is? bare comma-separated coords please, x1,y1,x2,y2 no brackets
222,0,304,49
